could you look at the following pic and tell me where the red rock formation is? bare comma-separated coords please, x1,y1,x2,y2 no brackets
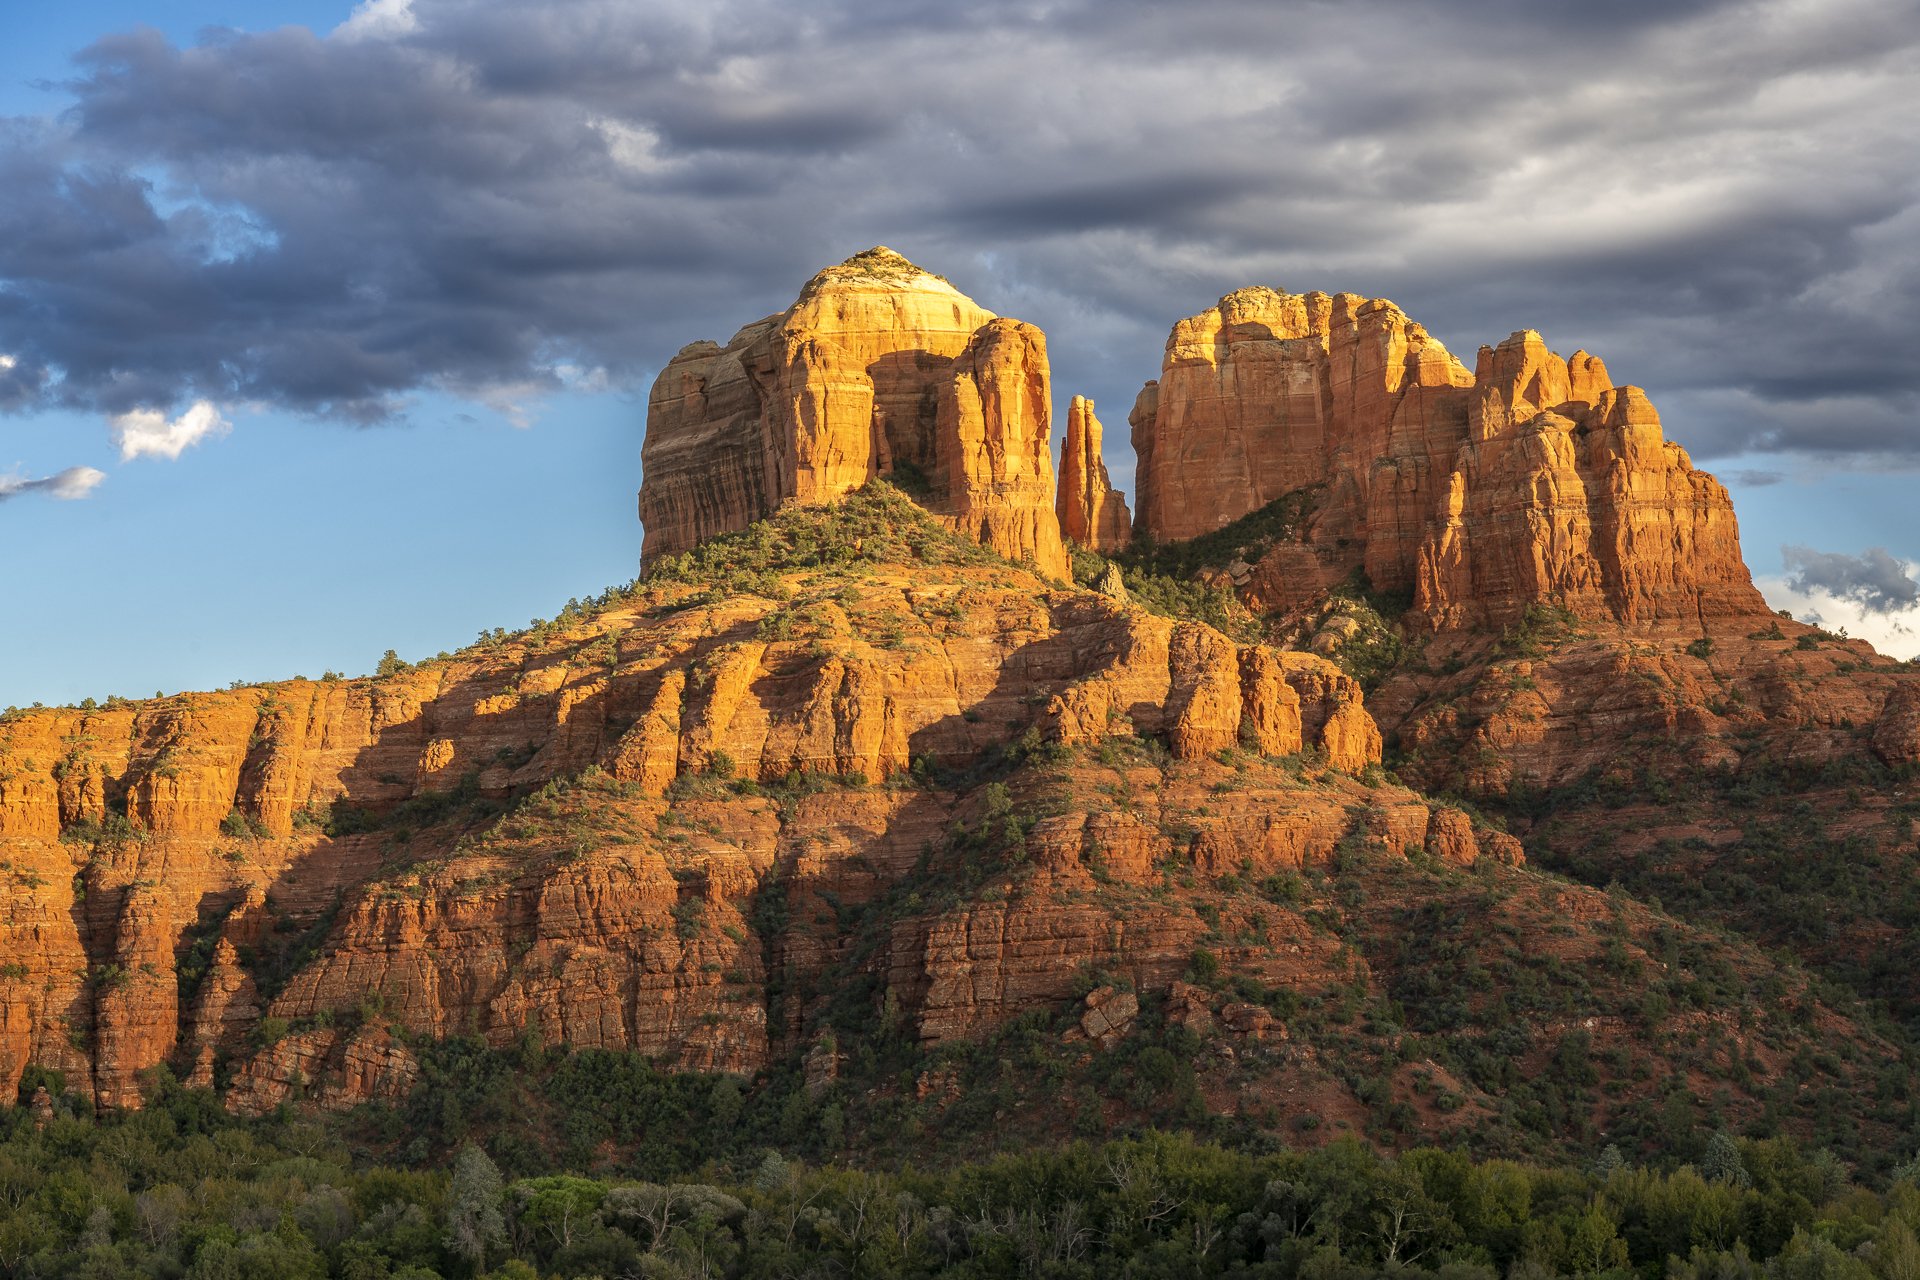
1056,395,1132,552
1129,288,1769,632
932,319,1070,580
1416,331,1767,629
1127,380,1160,538
640,319,782,570
0,495,1382,1111
1131,287,1472,583
640,248,1070,576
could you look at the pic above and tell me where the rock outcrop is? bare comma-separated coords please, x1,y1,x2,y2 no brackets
641,248,1067,578
1056,395,1132,552
1128,288,1769,631
8,255,1914,1158
931,319,1069,579
0,491,1380,1111
1415,331,1766,629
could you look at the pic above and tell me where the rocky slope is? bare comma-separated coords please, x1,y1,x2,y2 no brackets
4,491,1911,1168
0,490,1385,1113
640,248,1067,579
9,251,1920,1171
1079,277,1920,1077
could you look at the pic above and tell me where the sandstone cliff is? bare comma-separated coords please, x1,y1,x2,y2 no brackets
1415,331,1767,630
12,256,1914,1162
640,248,1067,578
930,319,1069,579
1127,288,1767,632
1056,395,1132,552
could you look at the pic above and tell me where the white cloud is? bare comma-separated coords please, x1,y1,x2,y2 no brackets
109,401,231,461
333,0,419,43
590,118,672,175
0,465,105,503
552,362,611,394
44,466,106,499
0,354,15,371
1757,570,1920,661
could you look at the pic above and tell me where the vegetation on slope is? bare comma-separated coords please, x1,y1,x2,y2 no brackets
1523,755,1920,1033
261,727,1919,1184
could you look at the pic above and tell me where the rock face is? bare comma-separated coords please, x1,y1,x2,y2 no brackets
0,493,1382,1112
1111,286,1907,807
640,248,1067,578
1056,395,1132,552
1415,332,1767,630
1129,288,1769,631
931,319,1070,579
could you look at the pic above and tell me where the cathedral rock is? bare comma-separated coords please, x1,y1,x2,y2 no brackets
1126,287,1769,630
640,247,1069,581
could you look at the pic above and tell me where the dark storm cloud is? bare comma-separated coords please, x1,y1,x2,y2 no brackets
1783,546,1920,614
0,0,1915,467
956,173,1268,237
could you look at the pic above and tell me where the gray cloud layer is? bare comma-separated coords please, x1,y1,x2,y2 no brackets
0,0,1915,466
1783,545,1920,614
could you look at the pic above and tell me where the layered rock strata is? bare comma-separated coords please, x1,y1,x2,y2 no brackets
930,319,1069,579
1415,332,1764,629
640,248,1066,578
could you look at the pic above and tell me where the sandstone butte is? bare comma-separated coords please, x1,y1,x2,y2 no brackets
5,253,1919,1135
640,247,1069,581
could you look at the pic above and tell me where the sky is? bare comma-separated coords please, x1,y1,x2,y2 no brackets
3,0,1919,707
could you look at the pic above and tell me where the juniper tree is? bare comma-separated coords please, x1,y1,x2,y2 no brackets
446,1144,507,1271
1701,1131,1752,1188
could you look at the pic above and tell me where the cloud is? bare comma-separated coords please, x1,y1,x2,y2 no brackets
1781,544,1920,614
0,352,49,411
109,400,230,461
0,465,106,502
1728,469,1785,487
1757,568,1920,661
334,0,420,43
0,0,1911,475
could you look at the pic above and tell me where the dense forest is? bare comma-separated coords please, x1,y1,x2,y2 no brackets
4,1064,1920,1279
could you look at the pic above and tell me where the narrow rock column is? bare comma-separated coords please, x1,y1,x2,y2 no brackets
1056,395,1133,552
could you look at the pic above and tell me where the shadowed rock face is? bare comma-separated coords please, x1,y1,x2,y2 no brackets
1128,288,1768,630
640,248,1066,578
